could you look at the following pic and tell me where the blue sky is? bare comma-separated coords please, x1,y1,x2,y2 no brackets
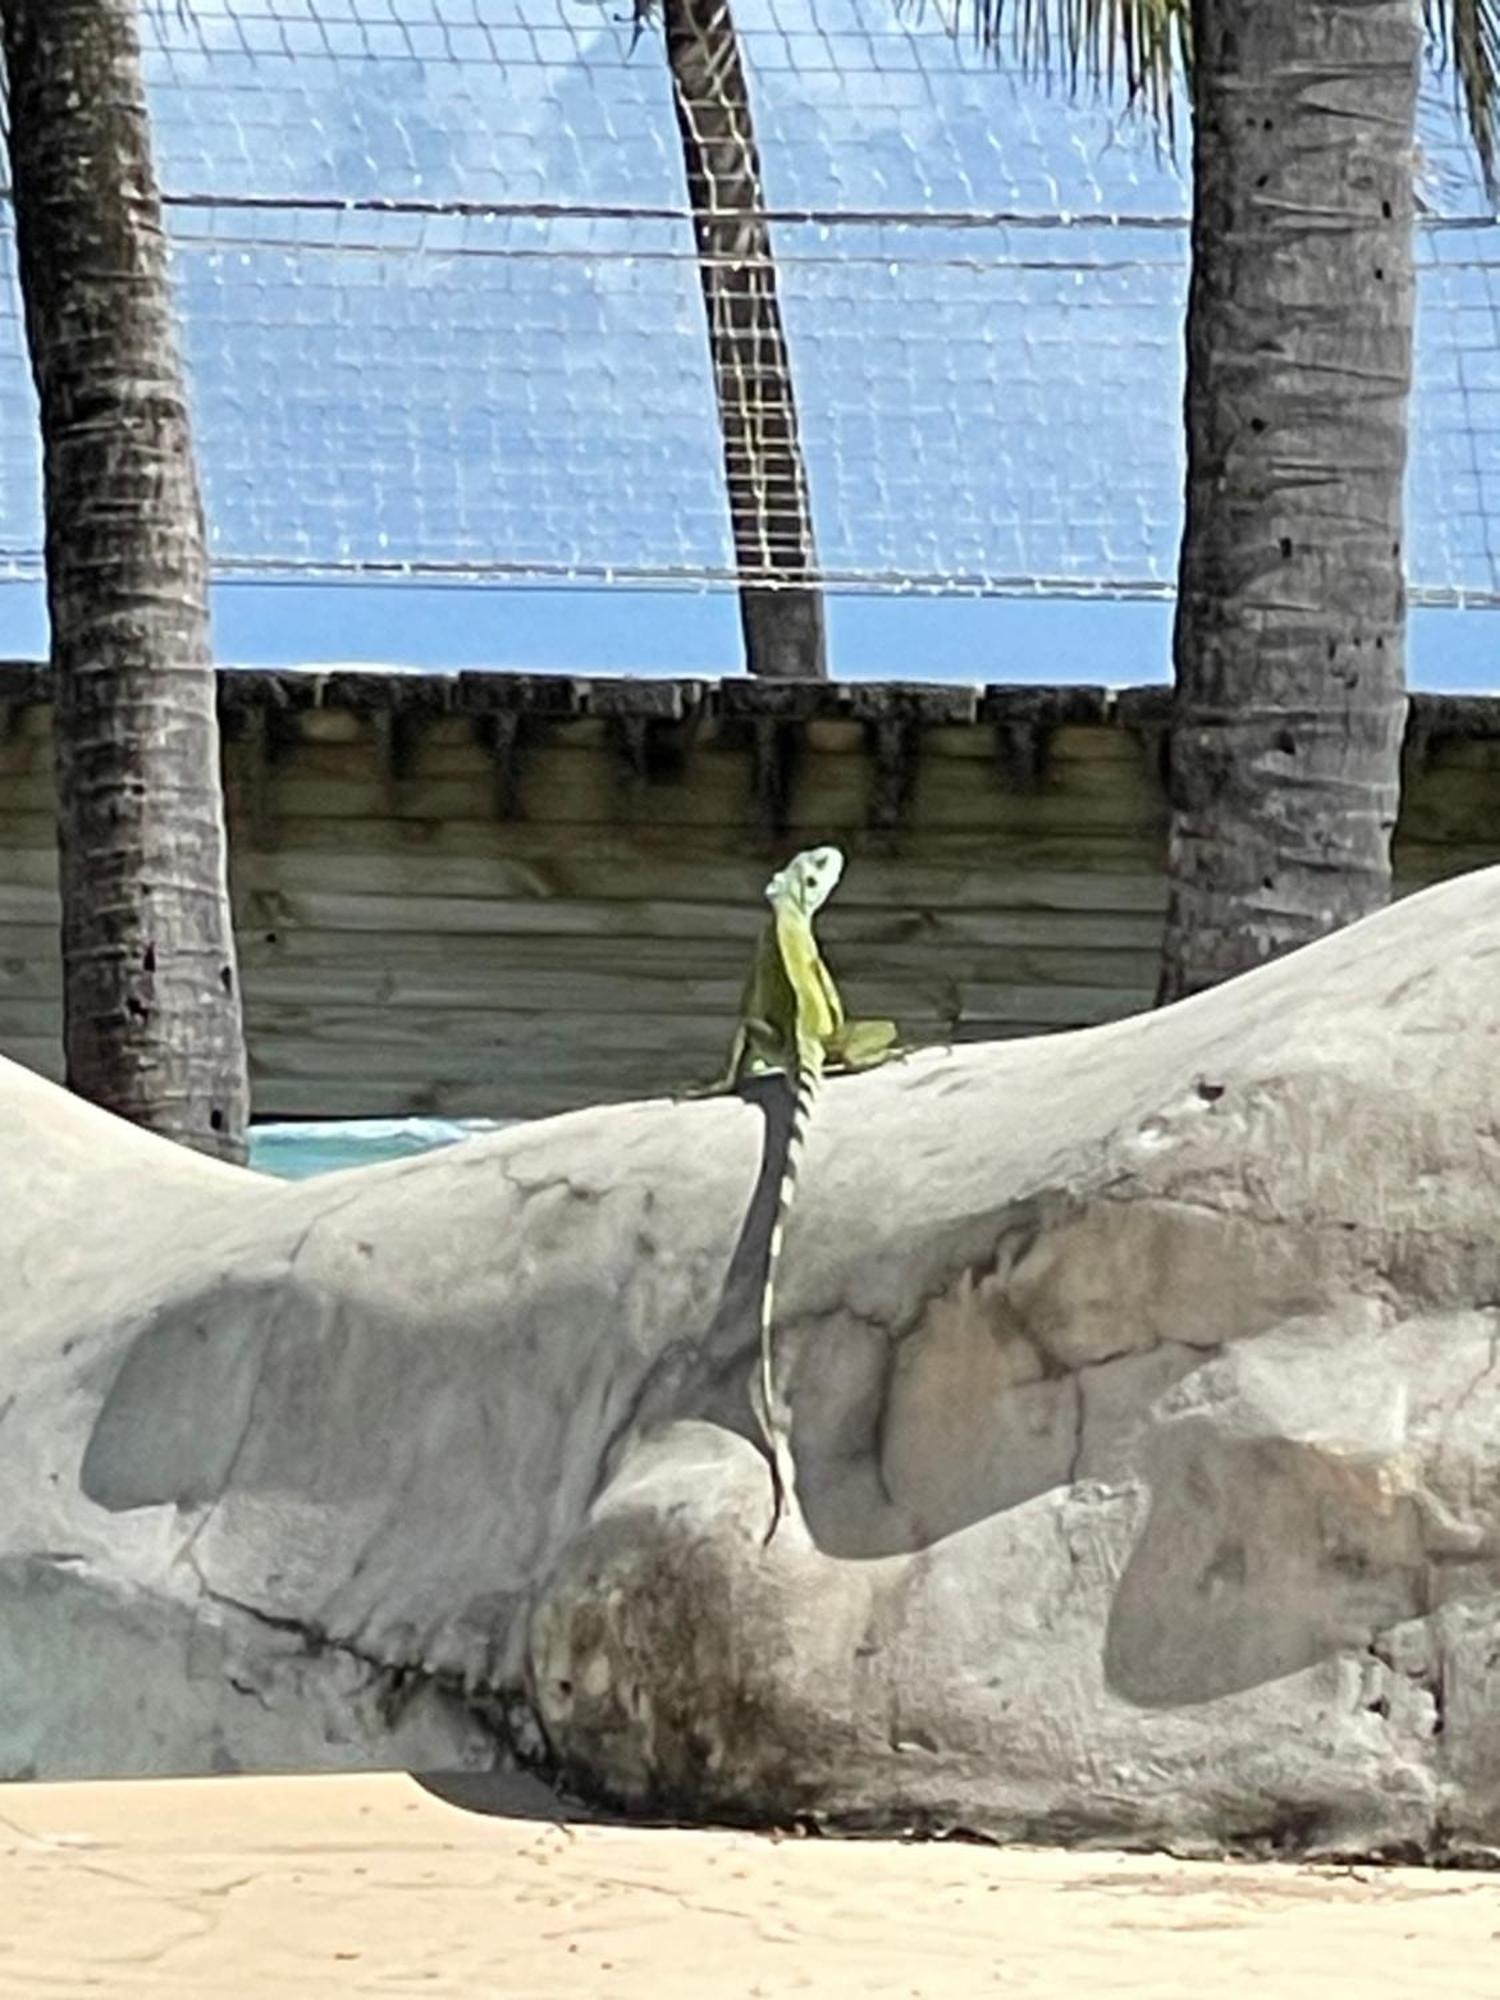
0,0,1495,687
0,581,1495,688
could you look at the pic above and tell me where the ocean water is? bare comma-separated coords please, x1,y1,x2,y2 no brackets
248,1118,511,1181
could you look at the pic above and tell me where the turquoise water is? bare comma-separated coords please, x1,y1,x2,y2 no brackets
248,1118,510,1180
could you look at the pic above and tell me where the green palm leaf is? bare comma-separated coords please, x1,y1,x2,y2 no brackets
947,0,1498,197
1427,0,1499,192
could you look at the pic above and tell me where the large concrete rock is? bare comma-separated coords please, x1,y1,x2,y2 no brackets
5,866,1500,1857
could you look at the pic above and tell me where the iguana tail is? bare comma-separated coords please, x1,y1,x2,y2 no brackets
758,1051,820,1546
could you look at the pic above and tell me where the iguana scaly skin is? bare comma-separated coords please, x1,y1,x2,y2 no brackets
698,846,898,1544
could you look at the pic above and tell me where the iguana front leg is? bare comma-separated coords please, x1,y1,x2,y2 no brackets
675,1015,783,1100
825,1016,901,1073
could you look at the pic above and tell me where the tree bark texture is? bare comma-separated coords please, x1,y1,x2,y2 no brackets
1158,0,1419,1004
660,0,827,679
2,0,250,1159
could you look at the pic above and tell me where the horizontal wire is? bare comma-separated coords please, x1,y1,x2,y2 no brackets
0,546,1491,607
1,188,1496,232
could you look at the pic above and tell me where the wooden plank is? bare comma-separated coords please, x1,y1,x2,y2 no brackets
0,709,1157,780
0,905,1168,982
802,719,866,756
1394,846,1500,885
243,1022,1100,1123
0,807,1168,896
906,721,1150,770
228,905,1164,957
243,978,749,1025
237,862,1167,922
223,840,1167,910
225,718,612,783
0,923,58,958
1041,725,1150,766
234,746,1156,837
0,739,47,777
225,861,1162,935
0,815,55,852
0,849,58,886
246,1018,1072,1123
294,709,369,745
244,1074,668,1120
0,1037,62,1082
0,964,58,1001
0,965,1180,1033
228,881,1168,944
241,835,1168,902
1410,736,1500,775
3,703,51,742
909,756,1162,835
231,716,1149,774
235,975,1152,1028
240,980,1139,1063
1397,766,1500,847
251,1024,740,1088
230,949,1155,1020
0,905,1162,1050
0,883,61,925
0,1000,62,1038
0,744,1164,835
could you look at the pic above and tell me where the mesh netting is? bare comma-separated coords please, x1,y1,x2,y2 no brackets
0,0,1495,607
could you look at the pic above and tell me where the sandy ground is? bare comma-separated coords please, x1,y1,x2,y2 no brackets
2,1775,1499,1999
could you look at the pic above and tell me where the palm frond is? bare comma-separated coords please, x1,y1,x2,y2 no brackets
936,0,1190,134
1425,0,1500,197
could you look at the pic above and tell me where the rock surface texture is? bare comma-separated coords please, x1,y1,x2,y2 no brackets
5,867,1500,1858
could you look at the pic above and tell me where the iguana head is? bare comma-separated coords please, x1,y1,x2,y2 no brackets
766,844,845,916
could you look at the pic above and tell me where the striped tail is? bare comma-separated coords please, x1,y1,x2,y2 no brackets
758,1053,821,1546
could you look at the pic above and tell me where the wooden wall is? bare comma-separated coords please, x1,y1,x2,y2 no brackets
2,666,1498,1121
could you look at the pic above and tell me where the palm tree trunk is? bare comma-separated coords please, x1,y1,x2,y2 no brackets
1157,0,1419,1003
659,0,827,679
2,0,250,1160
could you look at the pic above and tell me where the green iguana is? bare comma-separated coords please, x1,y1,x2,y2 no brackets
697,845,899,1544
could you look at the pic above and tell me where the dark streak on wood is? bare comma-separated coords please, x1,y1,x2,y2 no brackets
217,705,295,849
978,685,1106,792
608,715,652,790
372,711,423,785
262,705,305,769
867,716,917,832
1113,686,1174,792
472,711,524,821
1112,687,1172,731
993,720,1045,793
1399,694,1499,769
750,716,798,843
0,664,50,706
847,687,949,832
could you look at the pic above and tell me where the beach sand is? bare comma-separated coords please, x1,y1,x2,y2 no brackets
2,1773,1497,1997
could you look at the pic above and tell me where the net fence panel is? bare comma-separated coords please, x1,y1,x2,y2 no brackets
0,0,1494,605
